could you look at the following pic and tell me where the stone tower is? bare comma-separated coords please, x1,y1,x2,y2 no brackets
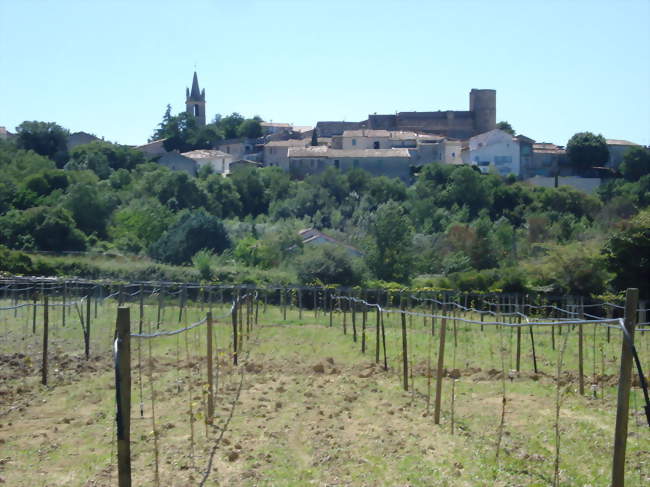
185,71,206,127
469,89,496,135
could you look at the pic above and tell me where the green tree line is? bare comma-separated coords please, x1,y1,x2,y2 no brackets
1,120,649,298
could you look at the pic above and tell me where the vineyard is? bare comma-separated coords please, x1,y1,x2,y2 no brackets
0,278,649,486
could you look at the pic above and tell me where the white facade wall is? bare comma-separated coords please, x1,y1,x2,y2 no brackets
469,129,521,176
194,155,233,174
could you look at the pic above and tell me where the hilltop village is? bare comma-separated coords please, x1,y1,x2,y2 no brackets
130,72,639,193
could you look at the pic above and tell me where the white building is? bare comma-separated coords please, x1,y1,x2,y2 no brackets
180,149,234,174
468,129,522,176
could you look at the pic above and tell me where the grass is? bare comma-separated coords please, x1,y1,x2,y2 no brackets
0,293,648,485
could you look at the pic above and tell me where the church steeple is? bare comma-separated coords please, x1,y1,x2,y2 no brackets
185,71,206,126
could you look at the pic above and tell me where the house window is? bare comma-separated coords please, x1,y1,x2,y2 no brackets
226,147,230,153
352,139,357,146
451,152,455,158
334,159,340,169
193,105,199,117
373,141,380,149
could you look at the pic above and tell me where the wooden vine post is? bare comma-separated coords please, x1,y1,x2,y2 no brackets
401,299,408,391
578,302,585,396
139,284,144,334
206,311,214,423
361,301,366,354
41,296,49,386
375,306,380,363
232,297,239,366
351,294,357,343
32,291,37,334
85,294,91,360
516,316,522,372
115,307,131,487
62,282,66,327
611,288,639,487
434,311,448,425
298,288,302,320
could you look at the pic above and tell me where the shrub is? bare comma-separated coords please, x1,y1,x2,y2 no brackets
149,210,231,265
295,244,363,286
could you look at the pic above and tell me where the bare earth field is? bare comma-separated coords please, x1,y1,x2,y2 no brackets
1,302,649,486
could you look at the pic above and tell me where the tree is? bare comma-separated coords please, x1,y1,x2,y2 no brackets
237,118,262,139
496,121,515,135
365,201,413,282
230,166,268,216
444,165,491,217
15,121,69,167
143,169,206,210
619,146,650,182
603,209,650,298
149,210,231,265
109,198,174,253
566,132,609,173
218,113,245,139
0,206,86,251
295,244,362,286
201,174,242,218
63,182,118,237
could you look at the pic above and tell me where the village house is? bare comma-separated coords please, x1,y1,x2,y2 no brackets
287,146,413,181
466,129,534,177
217,138,261,161
135,139,167,158
67,131,100,151
181,149,233,174
263,139,308,169
157,151,197,176
605,139,641,169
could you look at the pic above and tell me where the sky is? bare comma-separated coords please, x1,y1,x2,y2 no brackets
1,0,649,146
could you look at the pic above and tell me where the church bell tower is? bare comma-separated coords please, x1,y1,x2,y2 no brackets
185,71,206,127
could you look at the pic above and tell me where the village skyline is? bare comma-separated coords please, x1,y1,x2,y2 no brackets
1,0,649,147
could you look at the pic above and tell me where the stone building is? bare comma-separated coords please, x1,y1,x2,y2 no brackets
263,139,309,169
67,131,100,151
605,139,640,169
186,71,206,127
287,146,413,181
181,149,233,174
367,89,496,139
312,89,497,139
158,151,197,176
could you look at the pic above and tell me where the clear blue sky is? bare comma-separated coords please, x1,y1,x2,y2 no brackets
1,0,648,146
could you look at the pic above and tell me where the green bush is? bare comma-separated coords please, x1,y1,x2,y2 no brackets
149,210,231,265
295,244,363,286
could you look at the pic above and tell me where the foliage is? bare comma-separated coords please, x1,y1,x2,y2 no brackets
295,244,363,286
0,206,86,251
237,118,263,139
365,201,413,283
192,249,215,281
602,209,650,298
619,146,650,182
65,141,145,179
496,121,515,135
566,132,609,173
15,121,69,167
2,119,649,293
108,198,174,253
149,210,231,265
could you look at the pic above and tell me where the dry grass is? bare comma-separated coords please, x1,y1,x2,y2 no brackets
0,299,649,486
